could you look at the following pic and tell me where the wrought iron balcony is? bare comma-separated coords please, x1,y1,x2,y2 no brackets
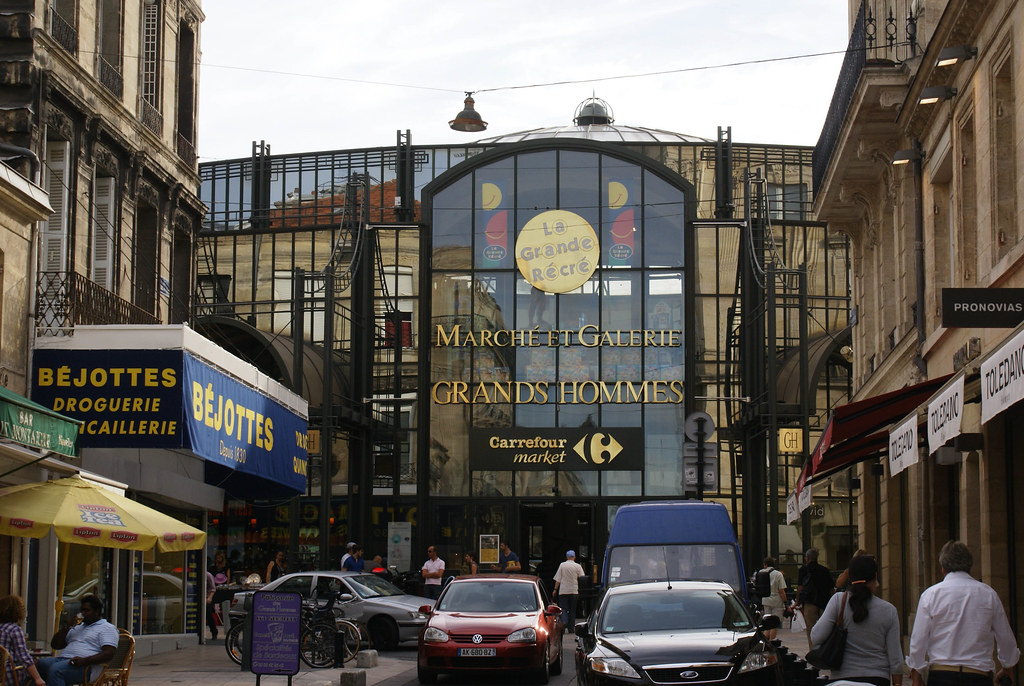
141,100,163,135
177,133,196,167
813,0,919,192
98,56,123,99
49,10,77,55
36,271,159,337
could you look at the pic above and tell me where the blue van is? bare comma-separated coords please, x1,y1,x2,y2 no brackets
601,500,748,601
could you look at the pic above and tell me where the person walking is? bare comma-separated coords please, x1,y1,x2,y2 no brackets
907,540,1019,686
38,594,118,686
552,550,586,630
498,542,521,572
797,547,835,648
810,555,903,686
421,546,445,600
265,550,287,582
343,545,365,572
340,542,356,570
0,594,46,686
756,556,787,641
205,569,218,639
464,552,479,575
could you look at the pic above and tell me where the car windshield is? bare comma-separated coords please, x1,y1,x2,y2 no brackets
599,589,753,634
438,581,539,613
607,544,743,593
344,574,404,599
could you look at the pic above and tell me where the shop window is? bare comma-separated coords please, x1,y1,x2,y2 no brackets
140,548,185,634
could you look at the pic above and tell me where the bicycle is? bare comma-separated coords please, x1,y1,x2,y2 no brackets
298,591,366,668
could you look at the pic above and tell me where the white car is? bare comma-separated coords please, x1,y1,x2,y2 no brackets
229,570,431,650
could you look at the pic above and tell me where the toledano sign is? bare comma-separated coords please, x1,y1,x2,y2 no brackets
469,427,644,471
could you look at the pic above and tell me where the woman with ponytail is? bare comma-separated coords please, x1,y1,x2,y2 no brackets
810,555,904,686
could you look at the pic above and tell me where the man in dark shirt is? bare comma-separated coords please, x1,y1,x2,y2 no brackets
797,547,834,649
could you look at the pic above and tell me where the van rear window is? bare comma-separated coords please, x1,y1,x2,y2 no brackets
607,544,742,592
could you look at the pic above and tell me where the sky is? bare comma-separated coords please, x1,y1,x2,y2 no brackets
197,1,852,162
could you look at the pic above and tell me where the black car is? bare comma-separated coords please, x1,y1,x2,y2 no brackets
575,580,783,685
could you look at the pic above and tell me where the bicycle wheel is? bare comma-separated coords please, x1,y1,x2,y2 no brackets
225,622,244,665
299,622,338,668
336,620,361,662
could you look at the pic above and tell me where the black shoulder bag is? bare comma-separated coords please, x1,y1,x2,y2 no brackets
805,592,848,670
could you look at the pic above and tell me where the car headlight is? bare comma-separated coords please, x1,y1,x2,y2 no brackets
408,610,429,620
738,650,778,673
422,627,449,643
507,627,537,643
590,657,642,679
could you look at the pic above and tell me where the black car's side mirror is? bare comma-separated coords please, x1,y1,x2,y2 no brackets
574,620,590,637
760,614,782,631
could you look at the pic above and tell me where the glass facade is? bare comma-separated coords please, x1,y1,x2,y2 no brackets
197,125,852,591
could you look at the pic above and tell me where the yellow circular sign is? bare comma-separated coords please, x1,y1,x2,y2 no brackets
516,210,600,293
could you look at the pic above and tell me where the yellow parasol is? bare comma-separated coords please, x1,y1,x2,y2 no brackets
0,474,207,625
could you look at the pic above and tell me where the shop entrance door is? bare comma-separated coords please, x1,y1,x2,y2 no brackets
520,502,592,597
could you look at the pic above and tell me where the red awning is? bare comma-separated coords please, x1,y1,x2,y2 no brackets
804,374,952,485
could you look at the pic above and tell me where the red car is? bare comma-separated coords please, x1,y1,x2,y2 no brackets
417,574,564,684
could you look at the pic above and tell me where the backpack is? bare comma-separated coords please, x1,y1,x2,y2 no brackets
754,568,773,598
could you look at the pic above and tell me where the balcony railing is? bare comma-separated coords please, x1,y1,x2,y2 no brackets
177,133,196,167
49,10,77,55
812,4,866,192
141,100,163,135
98,56,123,99
37,271,159,337
812,0,920,192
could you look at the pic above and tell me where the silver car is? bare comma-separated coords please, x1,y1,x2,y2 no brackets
229,570,431,650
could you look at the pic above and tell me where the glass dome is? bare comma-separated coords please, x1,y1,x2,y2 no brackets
473,97,712,145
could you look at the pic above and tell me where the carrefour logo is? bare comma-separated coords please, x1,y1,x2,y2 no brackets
573,432,624,465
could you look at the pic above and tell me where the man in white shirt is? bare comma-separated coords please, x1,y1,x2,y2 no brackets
908,540,1019,686
38,594,118,686
421,545,445,600
340,541,356,570
757,556,787,641
552,550,586,630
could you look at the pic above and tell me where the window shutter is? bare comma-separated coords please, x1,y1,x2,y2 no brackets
92,176,115,289
43,141,70,272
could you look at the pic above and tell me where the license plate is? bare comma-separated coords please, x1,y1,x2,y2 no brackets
458,648,496,657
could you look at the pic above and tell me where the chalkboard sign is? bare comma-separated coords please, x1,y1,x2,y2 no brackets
244,591,302,675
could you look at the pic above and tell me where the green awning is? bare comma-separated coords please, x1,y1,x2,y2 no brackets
0,385,80,458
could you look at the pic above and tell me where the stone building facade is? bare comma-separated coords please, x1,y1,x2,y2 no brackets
808,0,1024,653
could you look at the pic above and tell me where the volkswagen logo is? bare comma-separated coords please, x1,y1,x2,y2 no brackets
472,634,483,644
680,670,700,680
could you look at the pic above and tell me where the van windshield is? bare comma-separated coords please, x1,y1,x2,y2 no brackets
607,544,743,593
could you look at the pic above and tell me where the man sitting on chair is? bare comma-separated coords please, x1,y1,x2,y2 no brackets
39,594,118,686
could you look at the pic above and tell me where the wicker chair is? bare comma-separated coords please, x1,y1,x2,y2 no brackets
0,643,29,686
83,630,135,686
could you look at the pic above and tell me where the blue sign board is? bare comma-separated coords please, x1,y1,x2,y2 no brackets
246,591,302,676
32,349,307,494
182,353,306,493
